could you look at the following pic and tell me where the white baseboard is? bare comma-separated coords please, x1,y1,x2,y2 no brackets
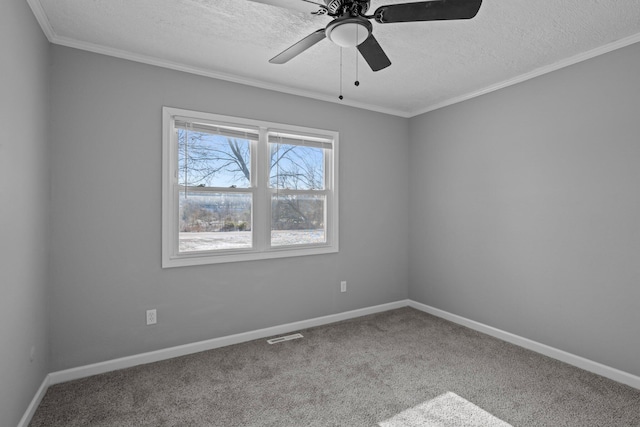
49,300,409,385
407,300,640,390
21,298,640,426
17,374,50,427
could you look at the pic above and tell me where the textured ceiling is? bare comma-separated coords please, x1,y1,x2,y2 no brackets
29,0,640,116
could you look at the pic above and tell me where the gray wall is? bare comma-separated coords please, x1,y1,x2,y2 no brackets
408,42,640,376
49,46,409,370
0,0,51,425
7,8,639,419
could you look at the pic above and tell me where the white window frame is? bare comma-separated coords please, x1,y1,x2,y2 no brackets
162,107,339,268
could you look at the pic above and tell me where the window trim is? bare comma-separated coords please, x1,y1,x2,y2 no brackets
162,107,339,268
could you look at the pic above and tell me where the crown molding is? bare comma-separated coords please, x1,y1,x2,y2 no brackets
26,0,55,41
23,0,406,118
47,35,412,118
409,32,640,117
26,0,640,119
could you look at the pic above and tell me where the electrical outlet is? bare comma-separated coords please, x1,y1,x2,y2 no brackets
146,309,157,325
340,281,347,293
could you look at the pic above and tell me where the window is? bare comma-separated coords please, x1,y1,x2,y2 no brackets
162,107,338,267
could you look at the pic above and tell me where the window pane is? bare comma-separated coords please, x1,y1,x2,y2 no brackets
179,191,252,252
178,129,251,188
269,144,324,190
271,194,325,246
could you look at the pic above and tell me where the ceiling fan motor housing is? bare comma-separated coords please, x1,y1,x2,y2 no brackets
324,0,370,16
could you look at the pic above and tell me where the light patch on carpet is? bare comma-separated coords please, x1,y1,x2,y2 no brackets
379,392,512,427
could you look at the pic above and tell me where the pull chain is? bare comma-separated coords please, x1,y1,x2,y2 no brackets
355,25,360,87
339,47,344,100
355,48,360,87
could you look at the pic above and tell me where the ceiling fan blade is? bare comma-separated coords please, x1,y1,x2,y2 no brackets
357,34,391,72
246,0,325,14
269,29,326,64
374,0,482,24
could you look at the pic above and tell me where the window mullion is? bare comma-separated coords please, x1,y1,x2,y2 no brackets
255,127,269,252
325,143,335,247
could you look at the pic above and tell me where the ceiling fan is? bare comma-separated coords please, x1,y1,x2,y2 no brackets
253,0,483,72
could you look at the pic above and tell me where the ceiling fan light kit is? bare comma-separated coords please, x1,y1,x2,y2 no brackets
326,17,371,48
268,0,483,72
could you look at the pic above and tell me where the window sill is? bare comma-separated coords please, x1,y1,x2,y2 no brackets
162,245,339,268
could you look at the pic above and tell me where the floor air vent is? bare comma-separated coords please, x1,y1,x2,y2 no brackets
267,333,304,344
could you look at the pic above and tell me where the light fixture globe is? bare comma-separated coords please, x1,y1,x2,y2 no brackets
325,17,372,48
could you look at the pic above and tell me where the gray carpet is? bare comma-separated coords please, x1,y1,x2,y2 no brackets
30,307,640,426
